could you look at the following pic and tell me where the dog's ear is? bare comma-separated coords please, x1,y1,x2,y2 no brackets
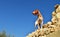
55,4,59,9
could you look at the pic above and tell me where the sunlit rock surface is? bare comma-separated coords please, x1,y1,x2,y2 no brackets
26,4,60,37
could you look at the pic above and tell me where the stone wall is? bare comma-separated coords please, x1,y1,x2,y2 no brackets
26,4,60,37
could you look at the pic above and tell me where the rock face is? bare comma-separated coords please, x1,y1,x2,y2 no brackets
26,4,60,37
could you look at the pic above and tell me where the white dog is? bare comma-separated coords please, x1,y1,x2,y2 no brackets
32,9,43,29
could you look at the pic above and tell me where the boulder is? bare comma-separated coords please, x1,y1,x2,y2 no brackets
40,29,45,36
44,28,50,35
51,17,57,24
50,28,55,33
52,11,56,17
55,5,60,12
43,24,48,28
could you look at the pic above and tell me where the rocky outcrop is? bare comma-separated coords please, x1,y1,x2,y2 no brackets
26,4,60,37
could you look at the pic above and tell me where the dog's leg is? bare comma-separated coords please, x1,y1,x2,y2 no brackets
41,21,43,29
38,24,40,29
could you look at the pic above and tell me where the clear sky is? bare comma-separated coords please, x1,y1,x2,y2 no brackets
0,0,60,37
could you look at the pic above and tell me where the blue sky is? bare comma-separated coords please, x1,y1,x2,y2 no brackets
0,0,60,37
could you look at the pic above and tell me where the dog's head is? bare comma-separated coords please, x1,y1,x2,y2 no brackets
32,9,39,15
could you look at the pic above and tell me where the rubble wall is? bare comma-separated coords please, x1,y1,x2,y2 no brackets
26,4,60,37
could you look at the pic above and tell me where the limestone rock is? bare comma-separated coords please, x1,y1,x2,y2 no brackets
43,24,48,28
50,28,55,32
55,5,60,12
40,29,45,36
26,4,60,37
56,13,60,19
51,17,57,24
47,22,52,25
44,28,50,35
52,11,56,17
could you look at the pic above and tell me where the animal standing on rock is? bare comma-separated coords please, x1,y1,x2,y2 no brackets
32,9,43,29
